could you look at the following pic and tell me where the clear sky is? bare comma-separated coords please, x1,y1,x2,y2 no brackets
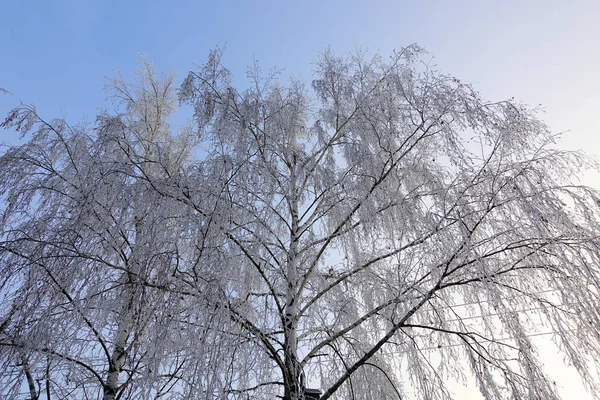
2,0,600,155
2,0,600,397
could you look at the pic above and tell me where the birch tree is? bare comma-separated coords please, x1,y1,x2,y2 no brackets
1,45,600,399
177,46,600,400
0,62,238,399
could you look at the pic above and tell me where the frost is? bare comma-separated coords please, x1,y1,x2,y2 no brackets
1,46,600,399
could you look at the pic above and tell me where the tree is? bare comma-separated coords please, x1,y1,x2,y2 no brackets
0,62,238,399
2,45,600,399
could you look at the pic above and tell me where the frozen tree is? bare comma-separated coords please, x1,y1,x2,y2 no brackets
0,62,240,399
177,46,600,400
2,45,600,399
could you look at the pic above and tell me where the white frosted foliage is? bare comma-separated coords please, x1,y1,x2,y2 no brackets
1,46,600,399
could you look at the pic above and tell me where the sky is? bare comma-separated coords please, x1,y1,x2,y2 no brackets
2,0,600,157
2,0,600,398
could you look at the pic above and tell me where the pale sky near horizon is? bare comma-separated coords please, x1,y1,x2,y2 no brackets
2,1,600,398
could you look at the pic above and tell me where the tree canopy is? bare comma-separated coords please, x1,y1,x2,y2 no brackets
1,46,600,400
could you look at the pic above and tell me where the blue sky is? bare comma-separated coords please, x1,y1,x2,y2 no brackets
1,1,600,396
2,0,600,147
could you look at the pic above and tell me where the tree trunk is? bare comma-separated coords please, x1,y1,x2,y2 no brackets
104,208,147,400
23,356,38,400
283,301,304,400
284,159,305,400
103,302,133,400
